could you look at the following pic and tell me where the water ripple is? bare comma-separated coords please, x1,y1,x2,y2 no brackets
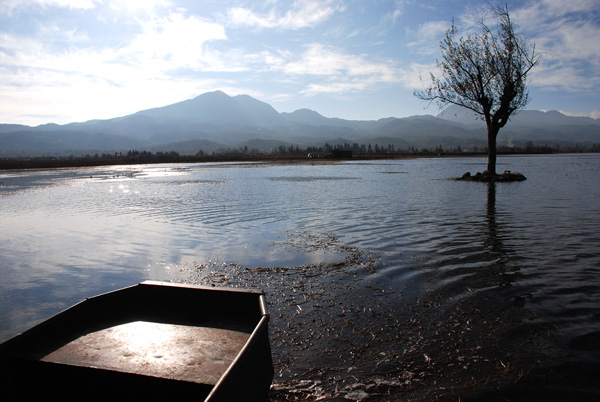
1,158,600,375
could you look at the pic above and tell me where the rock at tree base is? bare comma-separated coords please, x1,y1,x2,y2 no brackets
458,170,527,182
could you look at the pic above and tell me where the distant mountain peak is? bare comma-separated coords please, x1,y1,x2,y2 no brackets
196,90,228,98
2,91,598,157
290,108,324,117
281,108,329,124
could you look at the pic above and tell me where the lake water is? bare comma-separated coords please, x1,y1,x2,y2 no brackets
1,155,599,399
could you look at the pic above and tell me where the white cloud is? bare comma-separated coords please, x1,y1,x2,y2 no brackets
0,10,229,78
1,0,173,14
530,63,600,93
282,43,348,76
268,43,424,97
124,12,228,70
2,0,598,124
0,33,231,125
384,0,412,24
227,0,344,30
512,0,600,92
109,0,172,13
0,68,224,125
406,20,449,55
0,0,98,14
403,62,437,90
281,43,396,79
0,9,232,124
415,1,600,94
514,0,600,61
513,0,598,23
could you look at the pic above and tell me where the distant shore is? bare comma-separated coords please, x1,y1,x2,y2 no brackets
0,153,453,170
1,150,589,171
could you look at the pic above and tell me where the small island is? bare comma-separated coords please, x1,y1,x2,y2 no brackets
457,170,527,182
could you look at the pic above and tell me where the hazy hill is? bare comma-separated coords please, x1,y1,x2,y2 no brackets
437,105,600,147
1,92,598,157
133,91,285,128
438,105,600,128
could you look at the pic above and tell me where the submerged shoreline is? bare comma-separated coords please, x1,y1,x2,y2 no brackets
185,233,600,401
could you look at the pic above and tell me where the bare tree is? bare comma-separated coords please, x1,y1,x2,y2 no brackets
415,3,539,175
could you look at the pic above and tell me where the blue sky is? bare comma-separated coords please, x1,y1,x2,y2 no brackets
1,0,599,126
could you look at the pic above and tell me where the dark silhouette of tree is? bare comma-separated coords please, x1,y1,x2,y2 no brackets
415,3,539,174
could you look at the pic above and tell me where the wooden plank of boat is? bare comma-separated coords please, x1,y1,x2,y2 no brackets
0,281,274,400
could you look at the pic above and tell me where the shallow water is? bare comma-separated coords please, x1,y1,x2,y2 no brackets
1,155,599,398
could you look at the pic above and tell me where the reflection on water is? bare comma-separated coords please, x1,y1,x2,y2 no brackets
1,155,599,398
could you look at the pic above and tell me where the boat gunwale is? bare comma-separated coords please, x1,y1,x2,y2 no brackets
0,280,268,347
205,313,271,401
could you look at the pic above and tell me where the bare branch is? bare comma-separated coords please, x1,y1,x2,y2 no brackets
414,2,538,173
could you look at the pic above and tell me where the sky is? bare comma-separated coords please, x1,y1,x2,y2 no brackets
1,0,599,126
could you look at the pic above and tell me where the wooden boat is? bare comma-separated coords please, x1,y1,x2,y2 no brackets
0,281,273,400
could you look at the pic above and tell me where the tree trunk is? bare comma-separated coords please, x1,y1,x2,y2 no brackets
487,125,499,174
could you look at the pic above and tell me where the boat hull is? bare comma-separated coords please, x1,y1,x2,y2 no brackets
0,281,273,400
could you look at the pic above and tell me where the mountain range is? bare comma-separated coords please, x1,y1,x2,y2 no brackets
1,90,599,157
